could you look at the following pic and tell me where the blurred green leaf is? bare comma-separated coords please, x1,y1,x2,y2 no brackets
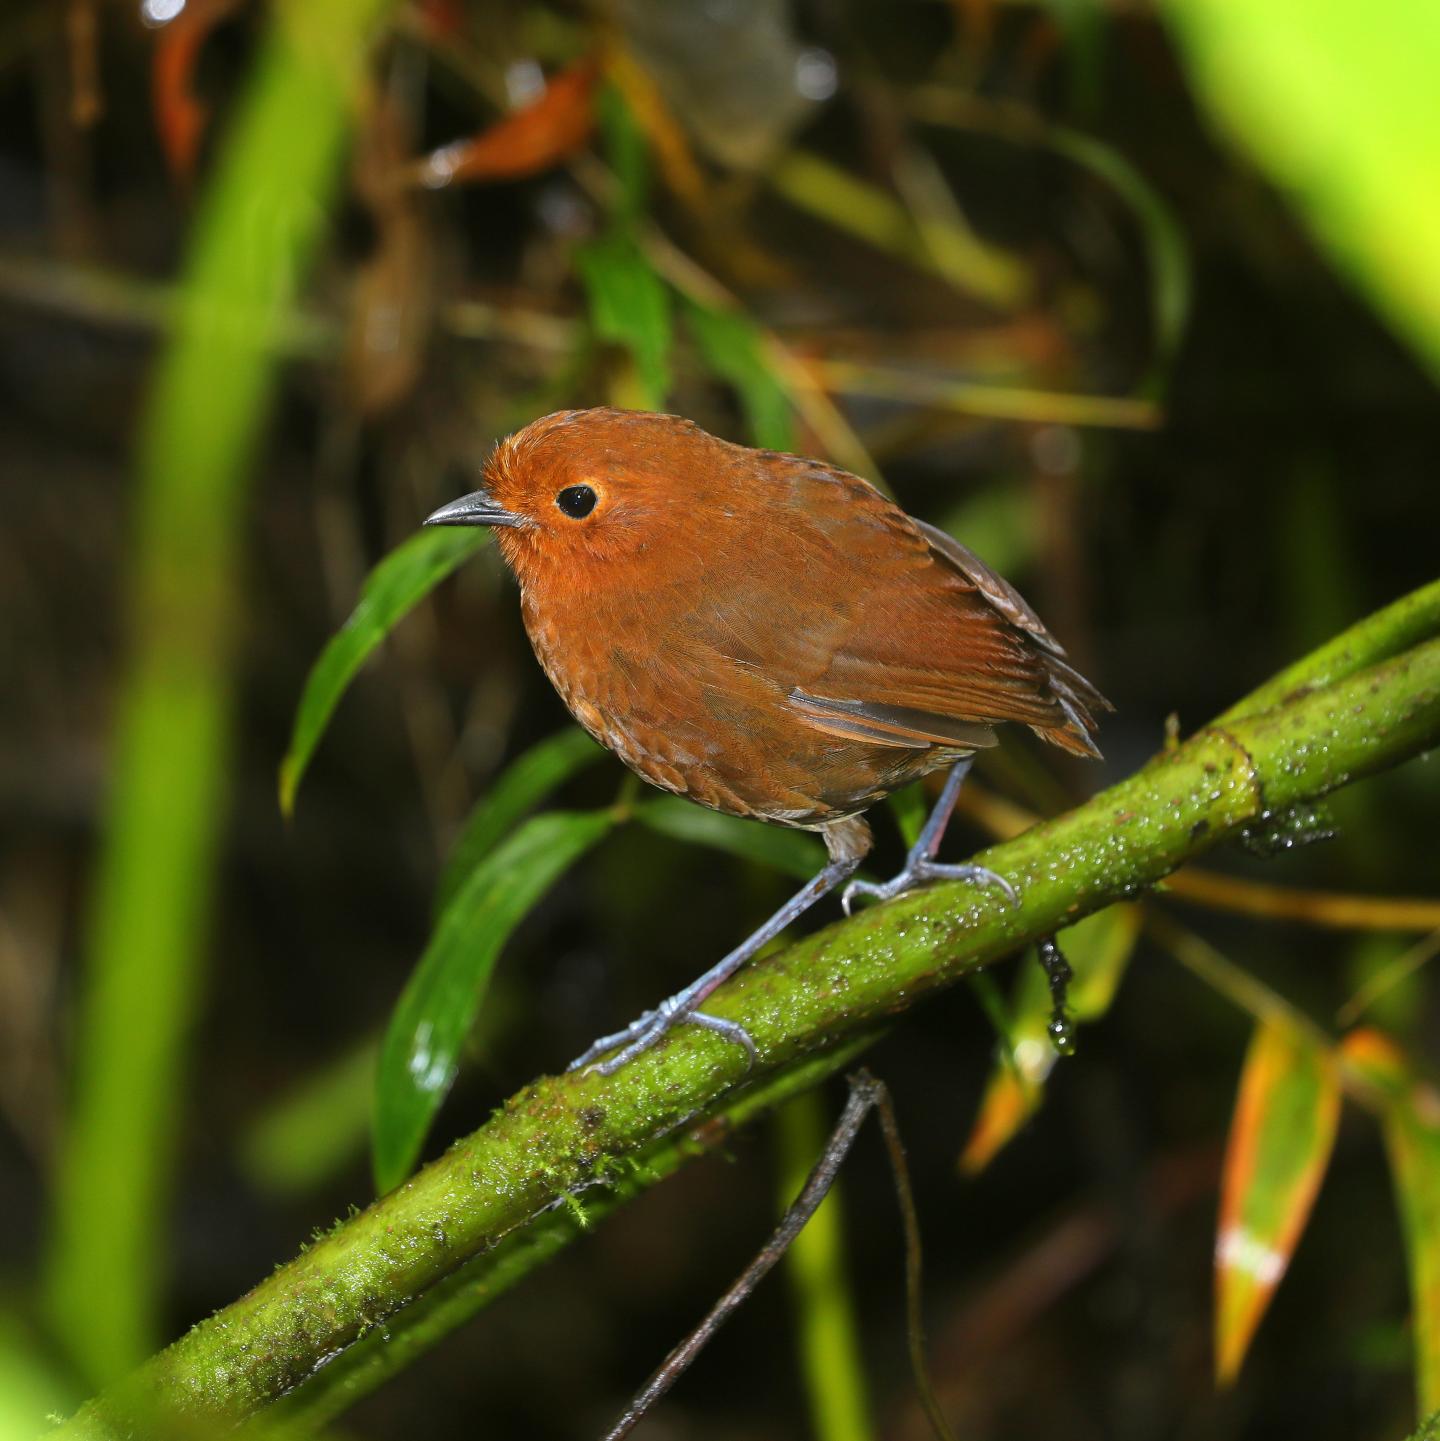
239,1040,379,1196
1215,1020,1341,1384
576,229,673,409
1342,1029,1440,1417
597,81,651,224
886,783,927,851
1338,929,1440,1032
437,727,605,913
1049,128,1191,377
961,904,1141,1173
279,526,489,817
635,796,825,882
1161,0,1440,382
932,484,1036,582
682,299,794,451
768,149,1027,310
374,809,613,1193
0,1312,65,1441
44,0,398,1385
774,1092,873,1441
1039,0,1107,114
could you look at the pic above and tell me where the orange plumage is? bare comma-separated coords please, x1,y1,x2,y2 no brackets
427,406,1109,1069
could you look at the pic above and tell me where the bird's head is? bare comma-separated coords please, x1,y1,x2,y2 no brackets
425,408,737,589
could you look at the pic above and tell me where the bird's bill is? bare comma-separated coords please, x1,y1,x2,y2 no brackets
424,489,526,529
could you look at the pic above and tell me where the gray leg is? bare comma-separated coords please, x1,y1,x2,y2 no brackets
841,757,1017,914
568,854,863,1076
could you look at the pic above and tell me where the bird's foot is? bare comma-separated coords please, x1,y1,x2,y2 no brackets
567,997,758,1077
842,857,1018,915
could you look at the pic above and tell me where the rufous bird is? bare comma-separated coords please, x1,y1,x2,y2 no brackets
427,408,1109,1072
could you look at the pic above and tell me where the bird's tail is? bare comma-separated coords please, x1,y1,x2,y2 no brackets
1031,653,1113,760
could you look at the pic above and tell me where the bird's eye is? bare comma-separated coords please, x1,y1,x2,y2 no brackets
555,484,598,519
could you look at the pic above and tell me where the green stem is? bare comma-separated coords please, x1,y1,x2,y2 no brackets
57,630,1440,1436
270,1038,878,1430
775,1091,874,1441
42,0,395,1385
1221,577,1440,721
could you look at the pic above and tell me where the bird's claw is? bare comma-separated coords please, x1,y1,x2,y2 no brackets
567,999,758,1077
842,859,1019,916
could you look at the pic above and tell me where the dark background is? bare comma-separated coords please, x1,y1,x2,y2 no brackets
2,2,1437,1437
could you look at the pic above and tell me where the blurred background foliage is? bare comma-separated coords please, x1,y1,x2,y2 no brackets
1,0,1438,1437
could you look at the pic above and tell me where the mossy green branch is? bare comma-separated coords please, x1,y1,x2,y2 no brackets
57,631,1440,1437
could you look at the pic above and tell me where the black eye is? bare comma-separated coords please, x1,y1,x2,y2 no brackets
555,484,597,519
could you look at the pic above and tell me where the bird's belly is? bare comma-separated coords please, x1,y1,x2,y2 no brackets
525,610,950,827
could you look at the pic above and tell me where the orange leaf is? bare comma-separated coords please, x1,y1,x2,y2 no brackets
412,58,597,188
1215,1020,1340,1385
959,904,1140,1174
413,0,463,39
149,0,243,185
959,1066,1040,1175
1341,1028,1440,1417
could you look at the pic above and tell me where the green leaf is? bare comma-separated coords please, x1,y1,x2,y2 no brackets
436,727,605,914
43,0,402,1385
886,783,927,851
1038,0,1107,114
1215,1020,1341,1384
576,229,672,409
1048,127,1191,377
774,1092,873,1441
960,904,1141,1173
1342,1029,1440,1418
597,81,650,224
634,797,825,882
767,149,1028,310
931,485,1035,581
682,299,794,451
373,809,613,1193
1160,0,1440,383
238,1039,378,1197
278,525,489,817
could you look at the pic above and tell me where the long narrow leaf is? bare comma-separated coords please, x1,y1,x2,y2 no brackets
1215,1020,1341,1384
436,727,604,913
774,1092,873,1441
1049,128,1191,375
373,809,613,1193
279,526,489,816
1341,1029,1440,1416
682,299,794,451
960,904,1141,1173
575,229,672,409
1160,0,1440,383
44,0,398,1384
635,796,825,882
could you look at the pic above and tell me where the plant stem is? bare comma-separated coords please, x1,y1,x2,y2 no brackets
41,0,395,1385
56,630,1440,1436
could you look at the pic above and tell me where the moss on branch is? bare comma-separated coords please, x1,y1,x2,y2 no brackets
57,615,1440,1438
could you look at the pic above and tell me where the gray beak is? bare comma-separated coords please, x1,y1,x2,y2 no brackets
424,489,526,529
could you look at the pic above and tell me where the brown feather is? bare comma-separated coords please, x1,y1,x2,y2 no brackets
475,408,1109,828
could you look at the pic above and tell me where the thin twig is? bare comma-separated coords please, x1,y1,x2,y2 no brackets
1165,869,1440,933
601,1071,955,1441
812,358,1162,431
599,1077,876,1441
871,1079,959,1441
1336,926,1440,1028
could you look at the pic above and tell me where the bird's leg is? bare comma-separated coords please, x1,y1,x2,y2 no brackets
841,757,1017,914
567,855,862,1076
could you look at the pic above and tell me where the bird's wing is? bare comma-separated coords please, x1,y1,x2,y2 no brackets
697,455,1106,756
